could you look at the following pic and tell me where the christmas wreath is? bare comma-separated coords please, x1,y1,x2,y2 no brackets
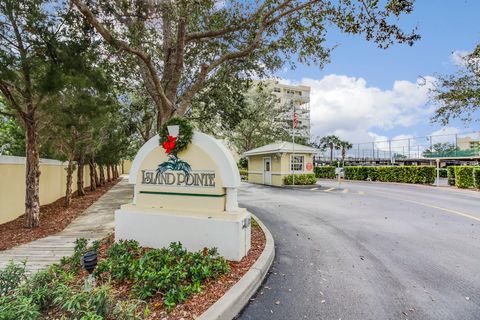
159,117,193,156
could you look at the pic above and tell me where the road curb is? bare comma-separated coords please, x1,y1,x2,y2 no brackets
197,214,275,320
280,184,318,189
317,178,480,196
244,181,317,190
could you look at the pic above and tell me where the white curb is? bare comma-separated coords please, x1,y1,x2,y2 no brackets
197,214,275,320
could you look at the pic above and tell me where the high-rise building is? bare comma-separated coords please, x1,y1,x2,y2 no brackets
261,80,311,141
457,136,480,150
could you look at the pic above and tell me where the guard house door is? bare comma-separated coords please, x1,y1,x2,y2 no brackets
263,157,272,185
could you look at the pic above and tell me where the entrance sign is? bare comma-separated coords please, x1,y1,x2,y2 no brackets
141,170,216,187
115,130,251,261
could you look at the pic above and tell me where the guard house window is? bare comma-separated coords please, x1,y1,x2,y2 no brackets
290,155,304,171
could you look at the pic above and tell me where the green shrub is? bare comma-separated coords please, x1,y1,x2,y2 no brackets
283,174,317,185
439,168,448,178
17,266,59,310
474,168,480,189
237,157,248,169
112,299,148,320
95,241,229,311
454,166,476,188
0,294,41,320
239,169,248,181
0,261,26,297
53,283,113,318
455,166,480,188
313,166,335,179
59,238,89,273
94,239,141,282
447,166,455,186
344,166,435,184
0,238,231,317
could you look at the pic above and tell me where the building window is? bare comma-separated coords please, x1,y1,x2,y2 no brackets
273,87,281,92
290,155,304,171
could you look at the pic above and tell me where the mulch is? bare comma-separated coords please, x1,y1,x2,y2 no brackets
0,179,120,251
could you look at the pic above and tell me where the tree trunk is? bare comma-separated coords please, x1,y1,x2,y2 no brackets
93,161,100,187
330,147,333,163
106,164,111,182
114,165,119,179
99,165,105,186
89,160,96,192
77,154,86,196
64,155,74,207
65,126,77,207
24,120,40,228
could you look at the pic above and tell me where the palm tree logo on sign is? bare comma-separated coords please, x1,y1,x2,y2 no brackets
157,123,192,176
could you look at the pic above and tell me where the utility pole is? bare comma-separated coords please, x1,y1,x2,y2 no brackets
292,104,296,185
388,140,392,165
408,138,411,159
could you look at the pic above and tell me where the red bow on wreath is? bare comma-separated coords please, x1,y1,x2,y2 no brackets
162,135,177,154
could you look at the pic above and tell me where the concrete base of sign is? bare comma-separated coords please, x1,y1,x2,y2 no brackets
115,205,251,261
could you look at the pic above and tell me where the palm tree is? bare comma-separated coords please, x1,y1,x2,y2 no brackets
318,135,341,163
339,141,353,164
157,154,192,175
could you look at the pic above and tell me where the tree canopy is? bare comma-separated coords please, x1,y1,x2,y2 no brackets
431,44,480,124
71,0,420,128
0,0,421,227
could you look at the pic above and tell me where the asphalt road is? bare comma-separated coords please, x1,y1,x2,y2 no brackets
236,180,480,320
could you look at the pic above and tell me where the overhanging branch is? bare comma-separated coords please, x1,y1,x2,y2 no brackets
71,0,174,112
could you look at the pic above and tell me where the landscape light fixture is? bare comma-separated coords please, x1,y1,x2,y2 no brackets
168,125,180,137
81,251,98,291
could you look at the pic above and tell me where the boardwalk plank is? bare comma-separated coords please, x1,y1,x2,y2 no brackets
0,177,132,273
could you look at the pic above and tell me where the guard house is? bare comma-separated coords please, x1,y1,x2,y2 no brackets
243,141,318,186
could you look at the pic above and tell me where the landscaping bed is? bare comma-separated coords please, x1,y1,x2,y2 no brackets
0,179,120,251
0,220,265,319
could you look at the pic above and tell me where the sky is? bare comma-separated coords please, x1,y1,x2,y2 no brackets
277,0,480,147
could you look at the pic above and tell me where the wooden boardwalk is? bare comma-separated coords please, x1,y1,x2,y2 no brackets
0,177,133,274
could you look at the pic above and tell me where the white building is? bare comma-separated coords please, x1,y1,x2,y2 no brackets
262,80,311,141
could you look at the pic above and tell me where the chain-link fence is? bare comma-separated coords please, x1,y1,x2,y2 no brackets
315,131,480,162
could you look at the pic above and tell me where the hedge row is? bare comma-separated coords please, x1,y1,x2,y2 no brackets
314,166,336,179
453,166,480,188
343,166,436,184
283,174,317,185
474,169,480,189
447,166,456,186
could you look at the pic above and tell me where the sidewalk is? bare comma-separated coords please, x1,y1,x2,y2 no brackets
0,176,133,274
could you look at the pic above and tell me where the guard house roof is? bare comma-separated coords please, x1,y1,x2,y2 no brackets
243,141,319,156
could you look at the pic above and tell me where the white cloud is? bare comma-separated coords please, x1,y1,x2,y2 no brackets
294,74,435,143
450,50,470,66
